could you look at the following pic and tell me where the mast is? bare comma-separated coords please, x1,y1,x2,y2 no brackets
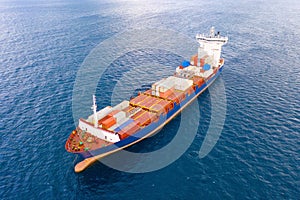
92,95,98,127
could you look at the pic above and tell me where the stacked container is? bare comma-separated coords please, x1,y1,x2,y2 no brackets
159,89,173,99
166,76,193,92
150,100,173,114
132,110,158,126
192,76,205,87
113,111,127,123
151,79,165,96
88,106,112,124
101,116,117,129
117,120,140,140
190,54,198,66
114,118,134,132
130,94,148,105
168,90,186,104
151,78,174,97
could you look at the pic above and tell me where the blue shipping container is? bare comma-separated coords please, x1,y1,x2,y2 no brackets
114,118,134,132
182,60,190,67
203,64,211,71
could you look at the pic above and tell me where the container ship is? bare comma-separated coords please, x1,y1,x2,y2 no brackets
65,27,228,172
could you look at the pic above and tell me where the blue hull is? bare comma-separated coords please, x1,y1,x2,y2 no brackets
79,66,223,159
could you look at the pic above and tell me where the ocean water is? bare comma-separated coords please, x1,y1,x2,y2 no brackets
0,0,299,199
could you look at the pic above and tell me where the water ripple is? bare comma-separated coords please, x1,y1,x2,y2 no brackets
1,0,300,199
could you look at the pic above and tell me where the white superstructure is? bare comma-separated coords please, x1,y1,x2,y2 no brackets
196,27,228,67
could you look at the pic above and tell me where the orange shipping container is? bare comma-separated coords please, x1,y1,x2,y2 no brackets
173,90,186,103
136,95,154,107
191,54,198,66
133,110,146,119
135,111,157,126
151,100,173,113
166,94,179,104
98,115,110,125
159,88,174,99
132,110,146,120
200,59,205,67
130,94,148,105
186,86,195,95
144,90,152,96
118,131,129,140
135,113,150,126
150,104,164,114
143,98,161,108
163,100,173,110
165,90,184,104
101,116,116,129
118,122,140,140
123,106,134,113
193,76,204,87
147,112,158,122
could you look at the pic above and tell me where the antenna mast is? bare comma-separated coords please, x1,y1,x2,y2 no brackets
92,95,98,127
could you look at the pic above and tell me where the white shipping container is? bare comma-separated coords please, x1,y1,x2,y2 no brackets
159,86,164,92
157,78,174,92
114,111,127,123
175,84,190,91
152,84,156,90
166,76,193,91
152,84,156,92
152,78,165,92
156,86,159,96
156,90,159,96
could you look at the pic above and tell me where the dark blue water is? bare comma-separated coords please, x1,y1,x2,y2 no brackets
1,0,299,199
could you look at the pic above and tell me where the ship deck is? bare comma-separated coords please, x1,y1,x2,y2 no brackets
66,129,113,152
66,59,225,155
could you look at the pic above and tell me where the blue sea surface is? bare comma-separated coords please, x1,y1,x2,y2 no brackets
0,0,299,199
